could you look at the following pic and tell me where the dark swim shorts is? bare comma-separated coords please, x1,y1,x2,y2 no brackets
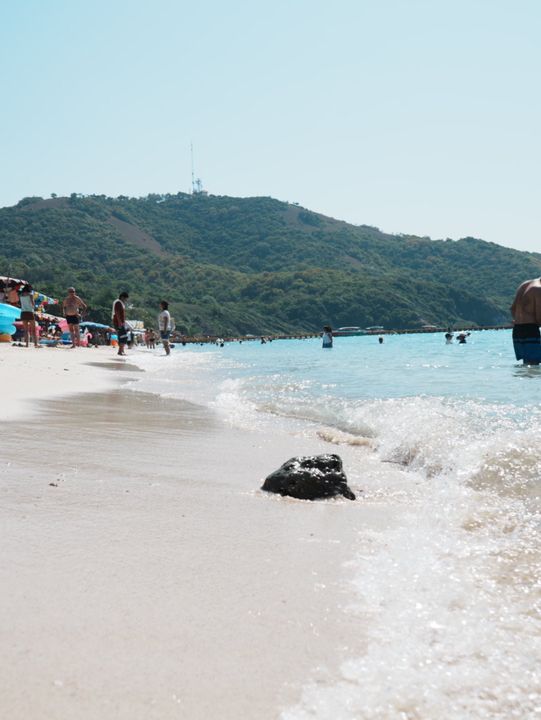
66,315,80,325
513,323,541,364
160,331,171,341
115,325,129,344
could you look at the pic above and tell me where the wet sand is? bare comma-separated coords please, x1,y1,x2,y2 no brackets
0,358,386,719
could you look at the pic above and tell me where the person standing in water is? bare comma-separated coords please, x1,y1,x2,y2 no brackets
511,277,541,365
158,300,171,356
322,325,333,349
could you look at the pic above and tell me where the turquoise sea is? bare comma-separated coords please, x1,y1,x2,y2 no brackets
131,329,540,719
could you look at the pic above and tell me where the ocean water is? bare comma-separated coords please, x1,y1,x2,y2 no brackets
129,330,540,719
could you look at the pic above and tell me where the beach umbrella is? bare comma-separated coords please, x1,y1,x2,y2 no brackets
33,290,58,307
80,321,112,329
0,276,57,306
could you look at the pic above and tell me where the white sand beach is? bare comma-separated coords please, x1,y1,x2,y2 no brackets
0,344,119,421
0,344,381,720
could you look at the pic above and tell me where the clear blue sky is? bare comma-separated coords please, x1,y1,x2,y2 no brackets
1,0,539,252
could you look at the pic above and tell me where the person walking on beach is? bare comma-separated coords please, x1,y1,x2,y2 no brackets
62,287,87,347
158,300,171,356
511,277,541,365
112,292,129,356
19,284,40,348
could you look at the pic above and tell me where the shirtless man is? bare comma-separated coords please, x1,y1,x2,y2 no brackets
62,287,87,347
510,277,541,365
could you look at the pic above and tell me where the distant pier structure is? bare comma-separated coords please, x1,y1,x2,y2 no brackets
190,143,208,196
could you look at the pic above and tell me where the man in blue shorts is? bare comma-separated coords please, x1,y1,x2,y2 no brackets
511,277,541,365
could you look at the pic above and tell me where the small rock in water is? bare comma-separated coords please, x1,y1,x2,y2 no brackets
261,454,356,501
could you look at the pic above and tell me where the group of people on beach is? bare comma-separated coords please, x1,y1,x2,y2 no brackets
2,278,174,356
70,290,172,357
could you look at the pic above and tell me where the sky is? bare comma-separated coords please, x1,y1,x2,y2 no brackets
1,0,539,252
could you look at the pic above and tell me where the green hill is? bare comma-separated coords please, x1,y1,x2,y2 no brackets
1,192,540,335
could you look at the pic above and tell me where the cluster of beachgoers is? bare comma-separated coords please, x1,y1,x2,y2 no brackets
0,277,172,355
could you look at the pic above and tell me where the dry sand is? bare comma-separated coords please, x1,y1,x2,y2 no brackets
0,344,118,420
0,345,383,719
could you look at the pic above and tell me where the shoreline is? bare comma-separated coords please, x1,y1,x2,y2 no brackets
0,345,381,719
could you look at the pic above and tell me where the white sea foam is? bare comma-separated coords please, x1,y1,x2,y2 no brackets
126,338,540,718
282,398,541,720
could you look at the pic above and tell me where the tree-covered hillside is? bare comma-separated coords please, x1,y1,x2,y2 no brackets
1,192,539,334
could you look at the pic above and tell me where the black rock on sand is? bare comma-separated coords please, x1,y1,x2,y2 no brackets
261,454,356,501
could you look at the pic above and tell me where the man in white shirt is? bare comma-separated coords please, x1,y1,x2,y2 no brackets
158,300,171,356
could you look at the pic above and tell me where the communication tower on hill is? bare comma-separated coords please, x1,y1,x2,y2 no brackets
190,143,207,196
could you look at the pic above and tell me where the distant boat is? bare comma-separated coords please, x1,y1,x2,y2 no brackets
365,325,384,333
333,326,366,337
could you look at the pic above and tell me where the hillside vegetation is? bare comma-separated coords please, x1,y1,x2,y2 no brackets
1,192,540,335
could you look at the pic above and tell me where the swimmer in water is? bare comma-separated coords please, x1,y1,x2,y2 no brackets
322,325,333,349
511,277,541,365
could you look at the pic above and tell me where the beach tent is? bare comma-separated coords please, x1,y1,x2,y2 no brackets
125,320,145,337
126,320,144,330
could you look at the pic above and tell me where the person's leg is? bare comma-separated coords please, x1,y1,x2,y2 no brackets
521,339,541,366
30,318,39,347
68,323,76,347
23,320,30,347
73,323,81,347
163,340,170,355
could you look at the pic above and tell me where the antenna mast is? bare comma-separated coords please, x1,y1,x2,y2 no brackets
190,142,207,195
191,142,196,194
